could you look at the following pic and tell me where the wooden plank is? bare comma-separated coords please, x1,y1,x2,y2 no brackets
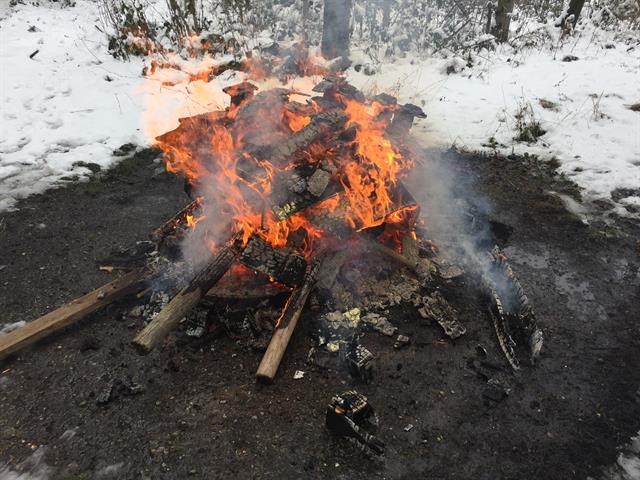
0,268,148,361
256,257,321,383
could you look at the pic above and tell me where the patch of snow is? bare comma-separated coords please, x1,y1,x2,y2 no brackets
0,0,146,211
347,28,640,214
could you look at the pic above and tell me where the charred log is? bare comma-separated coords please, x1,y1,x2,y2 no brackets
238,236,307,287
483,246,543,369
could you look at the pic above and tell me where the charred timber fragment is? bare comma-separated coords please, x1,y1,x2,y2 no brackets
325,390,384,454
132,234,244,354
222,81,258,107
389,104,427,137
256,257,321,383
418,292,466,339
265,109,348,166
313,76,365,103
483,246,543,369
239,236,307,287
150,198,202,247
270,166,337,220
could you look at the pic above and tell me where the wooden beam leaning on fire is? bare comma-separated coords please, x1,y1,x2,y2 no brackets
131,232,245,354
256,256,323,383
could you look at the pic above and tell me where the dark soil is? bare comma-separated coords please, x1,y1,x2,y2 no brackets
1,148,639,480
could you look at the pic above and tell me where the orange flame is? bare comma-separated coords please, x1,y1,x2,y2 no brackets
149,65,415,258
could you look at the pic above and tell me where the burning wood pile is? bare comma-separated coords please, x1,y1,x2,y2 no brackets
132,75,429,382
0,74,543,453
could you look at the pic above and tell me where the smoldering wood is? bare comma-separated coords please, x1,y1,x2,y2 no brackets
0,268,148,361
132,235,244,354
238,236,307,287
365,241,434,282
388,104,427,137
205,276,290,300
313,76,365,103
256,257,321,383
270,166,338,220
150,198,201,246
418,291,466,339
263,109,348,166
223,81,258,107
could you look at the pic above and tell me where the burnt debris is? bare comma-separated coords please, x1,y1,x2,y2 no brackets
326,390,384,455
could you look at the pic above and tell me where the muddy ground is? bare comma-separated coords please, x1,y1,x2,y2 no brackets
1,148,639,480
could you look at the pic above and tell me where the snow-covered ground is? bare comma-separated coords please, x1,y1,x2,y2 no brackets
348,31,640,215
0,0,146,211
0,1,639,215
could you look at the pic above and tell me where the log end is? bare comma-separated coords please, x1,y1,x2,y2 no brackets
255,370,276,384
131,334,154,355
255,356,278,384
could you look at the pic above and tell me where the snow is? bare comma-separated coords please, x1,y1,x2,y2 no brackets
348,30,640,215
0,0,146,211
0,1,638,216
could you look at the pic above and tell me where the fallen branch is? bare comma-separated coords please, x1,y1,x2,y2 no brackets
0,268,148,361
132,233,244,354
256,257,321,383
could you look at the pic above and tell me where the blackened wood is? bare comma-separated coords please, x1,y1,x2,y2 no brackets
388,104,427,137
223,81,258,107
132,235,244,354
150,198,201,246
256,257,321,383
270,166,338,220
238,236,307,287
0,269,148,361
265,109,347,166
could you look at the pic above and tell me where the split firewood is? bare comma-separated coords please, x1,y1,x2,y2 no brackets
132,233,245,354
256,256,322,383
0,268,148,361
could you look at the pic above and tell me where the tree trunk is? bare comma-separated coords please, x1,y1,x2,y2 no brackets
301,0,309,44
566,0,586,25
492,0,515,43
381,1,391,42
321,0,353,59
